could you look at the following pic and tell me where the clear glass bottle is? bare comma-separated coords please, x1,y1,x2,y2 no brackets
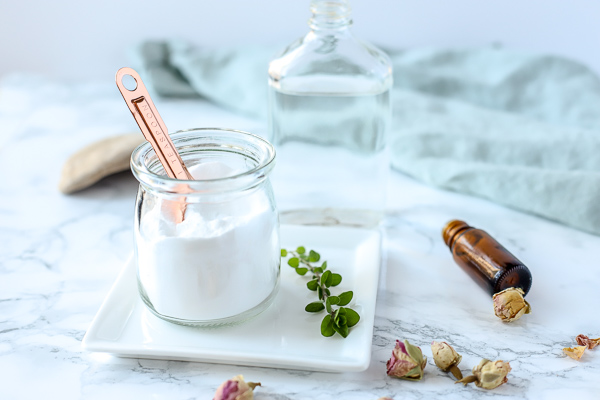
268,0,393,227
130,128,280,327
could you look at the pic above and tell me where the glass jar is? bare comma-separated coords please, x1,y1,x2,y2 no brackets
268,0,393,228
130,128,280,327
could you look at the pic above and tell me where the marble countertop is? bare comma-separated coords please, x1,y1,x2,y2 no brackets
1,75,599,400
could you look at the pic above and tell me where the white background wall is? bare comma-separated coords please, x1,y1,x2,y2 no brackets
1,0,599,81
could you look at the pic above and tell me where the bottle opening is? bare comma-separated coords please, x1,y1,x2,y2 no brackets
442,220,471,248
309,0,352,30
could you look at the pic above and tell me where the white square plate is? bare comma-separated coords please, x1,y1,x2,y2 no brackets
82,225,381,372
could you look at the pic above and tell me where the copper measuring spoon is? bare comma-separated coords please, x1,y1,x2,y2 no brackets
116,67,192,223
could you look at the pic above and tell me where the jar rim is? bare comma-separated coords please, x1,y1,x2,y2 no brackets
130,128,276,194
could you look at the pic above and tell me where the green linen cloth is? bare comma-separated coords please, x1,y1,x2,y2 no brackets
132,41,600,235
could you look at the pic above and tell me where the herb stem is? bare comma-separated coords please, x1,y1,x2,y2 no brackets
282,246,359,338
289,250,334,317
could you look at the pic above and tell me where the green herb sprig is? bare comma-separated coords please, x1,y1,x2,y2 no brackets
281,246,360,338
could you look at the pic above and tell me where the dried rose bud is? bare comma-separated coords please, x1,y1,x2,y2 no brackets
576,335,600,350
431,341,463,380
563,345,587,360
456,359,511,390
386,339,427,381
213,375,260,400
493,288,531,322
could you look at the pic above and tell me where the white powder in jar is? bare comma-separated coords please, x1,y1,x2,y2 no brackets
137,161,280,321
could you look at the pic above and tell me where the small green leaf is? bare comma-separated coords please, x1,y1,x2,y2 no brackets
332,322,349,338
308,250,320,262
306,279,318,291
325,298,332,313
322,270,332,287
325,288,331,296
296,267,308,275
328,295,339,305
402,366,424,381
288,258,299,268
321,315,335,337
338,315,347,326
404,340,424,365
317,286,323,300
330,273,342,286
297,246,306,254
313,267,323,274
281,249,287,257
305,302,325,312
299,254,308,260
321,261,328,270
344,308,360,327
337,307,346,316
337,291,353,306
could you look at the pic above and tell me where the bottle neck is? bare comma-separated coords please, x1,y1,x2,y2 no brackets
442,220,472,249
308,0,353,31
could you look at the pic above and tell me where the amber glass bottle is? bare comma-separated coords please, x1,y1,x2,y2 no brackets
442,220,532,296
